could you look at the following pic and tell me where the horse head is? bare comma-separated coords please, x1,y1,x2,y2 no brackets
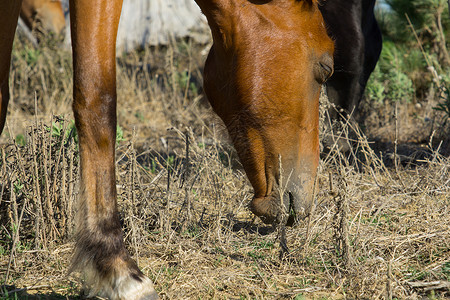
197,0,334,224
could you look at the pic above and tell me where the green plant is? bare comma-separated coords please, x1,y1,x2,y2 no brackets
366,42,415,103
443,261,450,279
66,120,78,145
366,65,385,102
13,180,23,194
383,0,449,66
433,85,450,126
250,240,273,250
116,125,124,144
370,1,449,108
22,46,41,66
15,134,26,146
176,70,198,95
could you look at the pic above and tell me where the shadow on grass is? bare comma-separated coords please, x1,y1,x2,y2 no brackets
1,285,82,300
231,220,275,236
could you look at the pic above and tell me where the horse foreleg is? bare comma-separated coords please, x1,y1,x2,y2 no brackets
0,1,22,135
69,0,157,299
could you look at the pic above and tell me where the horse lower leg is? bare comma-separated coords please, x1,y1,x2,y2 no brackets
69,0,157,298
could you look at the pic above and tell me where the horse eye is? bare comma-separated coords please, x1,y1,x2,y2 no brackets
320,62,332,76
314,57,334,84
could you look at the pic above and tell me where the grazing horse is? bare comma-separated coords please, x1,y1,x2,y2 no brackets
320,0,382,149
20,0,65,35
0,0,334,298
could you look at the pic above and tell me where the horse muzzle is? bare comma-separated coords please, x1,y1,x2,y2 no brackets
249,169,316,226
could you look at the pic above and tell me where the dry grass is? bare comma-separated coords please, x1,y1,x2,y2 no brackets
0,34,449,300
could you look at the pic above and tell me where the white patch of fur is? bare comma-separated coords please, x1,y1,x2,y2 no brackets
81,263,158,300
110,274,157,300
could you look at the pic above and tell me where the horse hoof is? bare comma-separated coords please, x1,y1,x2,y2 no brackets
139,291,159,300
113,275,158,300
82,271,158,300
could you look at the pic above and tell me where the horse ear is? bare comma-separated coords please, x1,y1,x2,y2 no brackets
194,0,231,40
194,0,230,18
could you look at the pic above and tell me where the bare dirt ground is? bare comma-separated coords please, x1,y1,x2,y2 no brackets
0,35,449,299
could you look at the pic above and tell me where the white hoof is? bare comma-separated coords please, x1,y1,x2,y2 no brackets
100,274,158,300
82,264,158,300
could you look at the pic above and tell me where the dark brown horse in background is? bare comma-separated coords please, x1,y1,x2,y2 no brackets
1,0,334,298
321,0,382,150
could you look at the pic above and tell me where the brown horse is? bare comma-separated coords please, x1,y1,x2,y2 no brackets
0,0,333,298
20,0,65,35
